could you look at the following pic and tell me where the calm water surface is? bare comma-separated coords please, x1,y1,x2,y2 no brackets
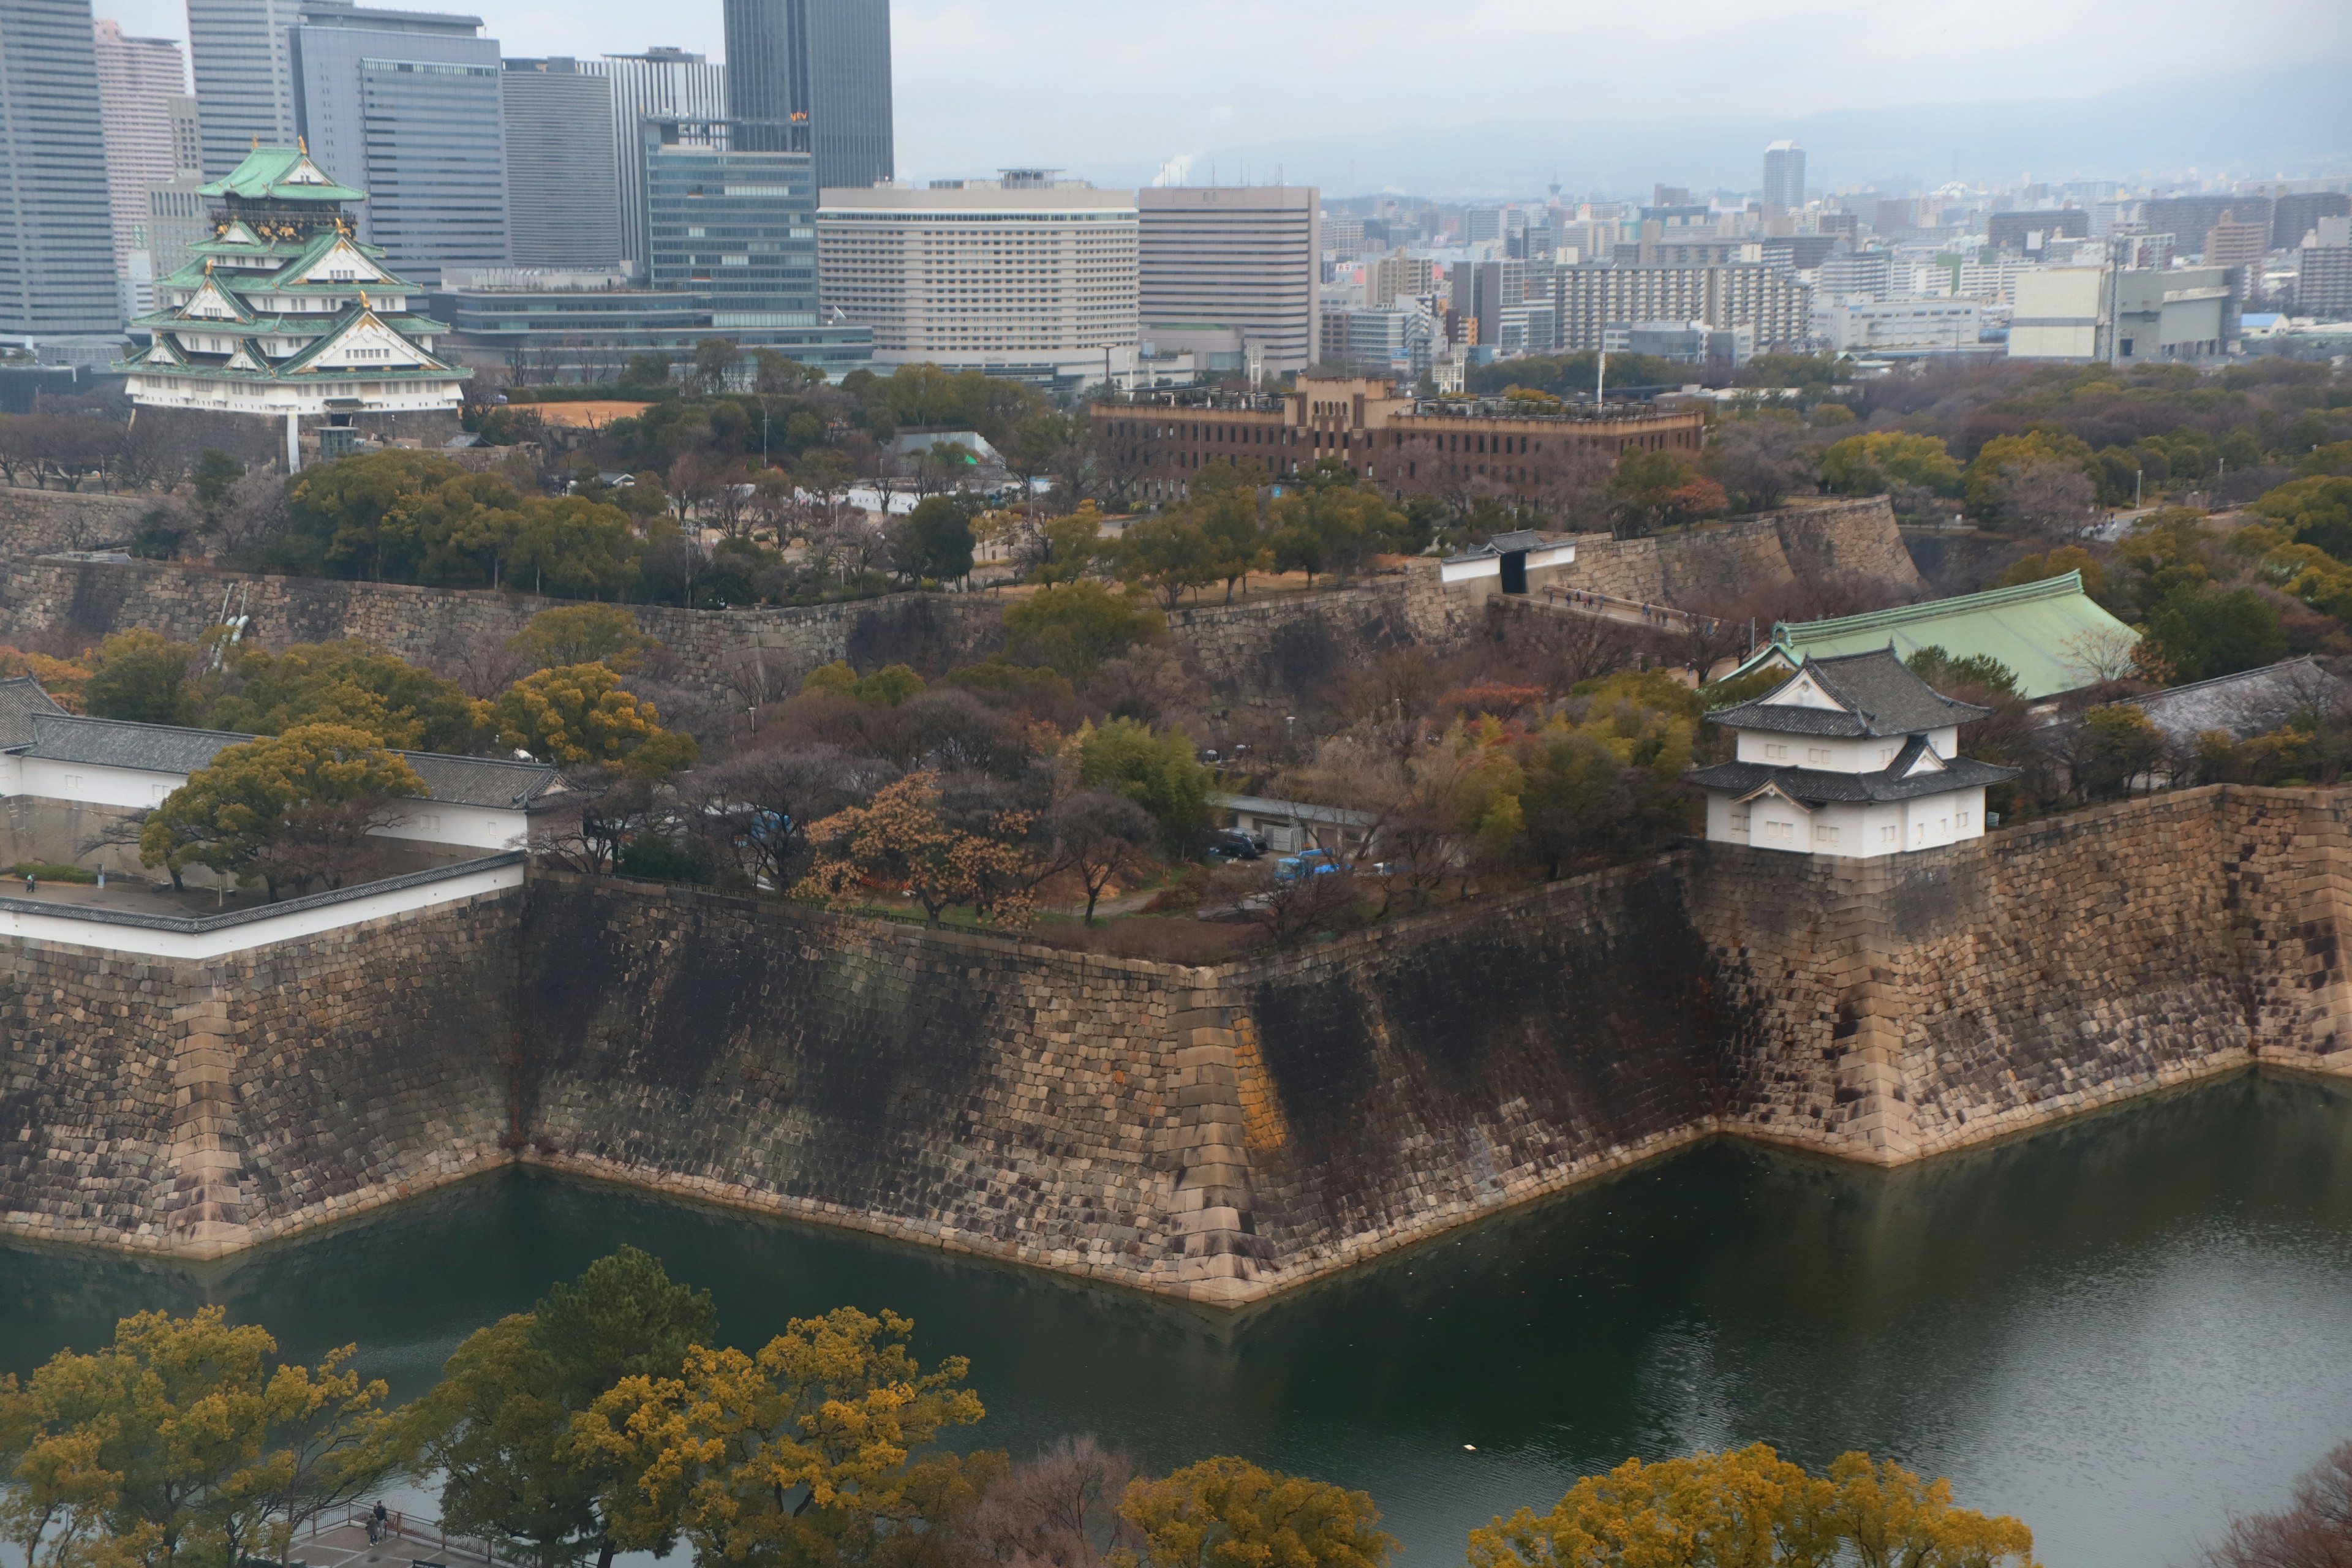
6,1070,2352,1568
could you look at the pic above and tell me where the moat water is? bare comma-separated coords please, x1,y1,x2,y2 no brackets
6,1070,2352,1568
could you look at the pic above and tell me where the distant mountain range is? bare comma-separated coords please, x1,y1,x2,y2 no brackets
1074,61,2351,201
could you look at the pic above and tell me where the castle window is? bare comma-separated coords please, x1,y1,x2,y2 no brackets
1765,743,1789,761
1815,826,1839,845
1807,747,1830,764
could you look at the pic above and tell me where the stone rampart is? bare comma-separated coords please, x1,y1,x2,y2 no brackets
10,783,2349,1298
0,488,150,557
0,881,520,1257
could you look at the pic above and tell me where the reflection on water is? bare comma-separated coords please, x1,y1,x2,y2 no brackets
6,1069,2351,1568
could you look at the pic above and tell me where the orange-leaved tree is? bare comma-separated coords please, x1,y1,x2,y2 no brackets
1110,1456,1395,1568
794,771,1034,927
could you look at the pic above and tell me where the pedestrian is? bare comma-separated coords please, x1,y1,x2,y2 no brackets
370,1501,388,1544
22,872,32,895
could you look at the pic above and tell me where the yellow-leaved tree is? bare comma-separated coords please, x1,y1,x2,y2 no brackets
1110,1457,1395,1568
489,663,698,777
567,1308,992,1568
1466,1445,2036,1568
139,723,426,899
0,1306,401,1568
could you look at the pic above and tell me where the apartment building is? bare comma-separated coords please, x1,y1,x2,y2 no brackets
1138,186,1319,377
818,173,1138,383
1550,262,1811,353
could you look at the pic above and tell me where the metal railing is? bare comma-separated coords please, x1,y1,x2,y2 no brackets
312,1500,532,1568
1532,584,1717,634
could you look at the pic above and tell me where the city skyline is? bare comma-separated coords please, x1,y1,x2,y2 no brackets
89,0,2352,194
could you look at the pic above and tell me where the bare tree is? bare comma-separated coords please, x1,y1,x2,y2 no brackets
2061,625,2145,687
1701,415,1817,513
1046,791,1156,924
2199,1438,2352,1568
211,466,289,559
686,743,894,889
1996,459,2099,538
1213,860,1363,948
959,1437,1144,1568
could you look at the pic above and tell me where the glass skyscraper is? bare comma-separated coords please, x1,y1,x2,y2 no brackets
722,0,892,192
582,49,726,276
186,0,302,179
290,2,510,282
0,0,121,337
640,116,818,324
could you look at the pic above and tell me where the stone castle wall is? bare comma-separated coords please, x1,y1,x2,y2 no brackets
0,884,519,1258
13,760,2345,1295
0,488,151,557
0,494,1916,709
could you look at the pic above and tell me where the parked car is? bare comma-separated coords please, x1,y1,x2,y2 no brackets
1273,848,1344,881
1207,830,1264,861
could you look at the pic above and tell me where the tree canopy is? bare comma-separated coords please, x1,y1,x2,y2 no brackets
140,723,426,899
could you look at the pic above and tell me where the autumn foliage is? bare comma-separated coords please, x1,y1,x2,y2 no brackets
795,771,1035,927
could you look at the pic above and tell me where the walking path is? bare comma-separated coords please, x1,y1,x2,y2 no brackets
290,1503,516,1568
1526,586,1718,638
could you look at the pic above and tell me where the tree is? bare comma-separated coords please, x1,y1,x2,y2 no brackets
1076,718,1212,859
568,1308,992,1568
1467,1446,2034,1568
1110,1457,1393,1568
692,339,738,396
797,771,1034,926
1993,460,2098,538
2145,587,2287,684
962,1438,1142,1568
1029,505,1111,586
2200,1437,2352,1568
753,352,821,396
1116,513,1217,609
513,497,641,601
417,1248,718,1568
800,660,925,706
1820,432,1962,497
2249,475,2352,559
1193,483,1272,603
207,640,488,752
886,496,977,584
1965,431,2097,518
284,449,467,581
1702,415,1819,512
489,665,698,777
0,1307,401,1568
508,606,662,673
2067,704,2165,800
688,744,894,891
1047,790,1157,924
1611,451,1729,539
1267,464,1404,584
140,724,426,899
84,630,204,726
1002,584,1166,679
191,449,244,526
1996,545,2106,600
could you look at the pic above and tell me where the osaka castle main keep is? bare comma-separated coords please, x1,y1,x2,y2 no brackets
119,147,466,470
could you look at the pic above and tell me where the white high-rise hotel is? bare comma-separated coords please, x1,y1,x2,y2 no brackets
818,172,1139,382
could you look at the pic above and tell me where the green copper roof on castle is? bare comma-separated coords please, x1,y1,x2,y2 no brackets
1723,572,2138,701
198,146,368,205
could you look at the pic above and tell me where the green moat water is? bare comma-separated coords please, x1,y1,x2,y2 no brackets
6,1071,2352,1568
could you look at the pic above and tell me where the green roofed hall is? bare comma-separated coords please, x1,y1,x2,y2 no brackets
1722,572,2137,700
198,146,367,205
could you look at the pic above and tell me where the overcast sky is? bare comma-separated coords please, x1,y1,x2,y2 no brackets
101,0,2352,189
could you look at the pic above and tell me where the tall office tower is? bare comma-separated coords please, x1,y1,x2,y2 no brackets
644,117,818,323
819,173,1138,382
1138,187,1319,377
723,0,893,192
583,49,726,274
1762,140,1805,211
290,2,509,282
186,0,301,177
0,0,121,339
167,92,201,173
501,60,621,268
93,20,189,321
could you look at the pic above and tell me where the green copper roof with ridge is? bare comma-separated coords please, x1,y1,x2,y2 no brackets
199,147,367,205
1725,572,2138,700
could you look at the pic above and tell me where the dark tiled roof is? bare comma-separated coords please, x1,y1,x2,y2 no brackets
0,678,69,750
1710,649,1989,739
1691,750,2020,805
401,752,563,810
23,712,559,810
26,712,252,773
2126,657,2346,743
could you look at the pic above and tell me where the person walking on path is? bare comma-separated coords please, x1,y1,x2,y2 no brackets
369,1502,388,1544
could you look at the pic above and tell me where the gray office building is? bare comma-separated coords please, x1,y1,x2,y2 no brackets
290,2,509,281
0,0,121,338
582,49,726,275
641,117,818,322
501,59,621,269
1762,140,1804,211
187,0,301,177
723,0,893,192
